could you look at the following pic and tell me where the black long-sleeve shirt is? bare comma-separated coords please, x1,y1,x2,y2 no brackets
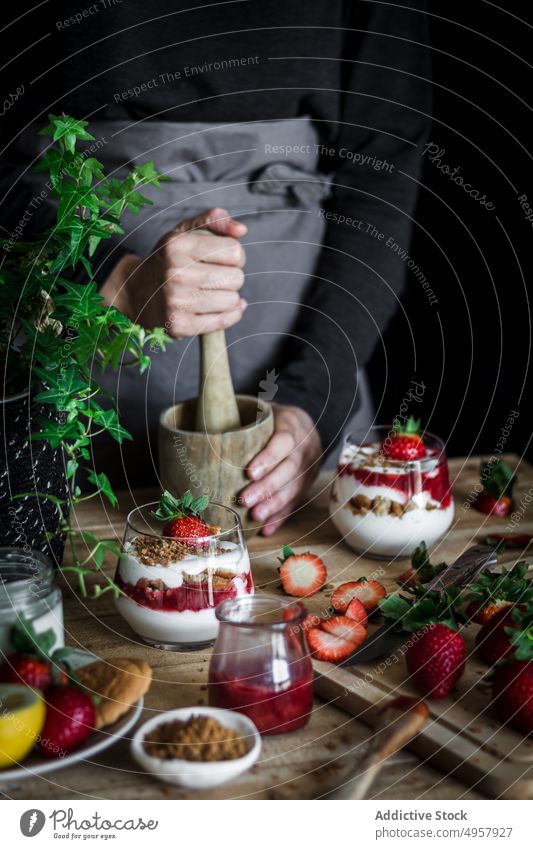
0,0,431,452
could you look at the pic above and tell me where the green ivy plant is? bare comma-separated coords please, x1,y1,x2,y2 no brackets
0,113,171,597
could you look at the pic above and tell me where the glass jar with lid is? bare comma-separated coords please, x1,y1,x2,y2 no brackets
0,548,64,655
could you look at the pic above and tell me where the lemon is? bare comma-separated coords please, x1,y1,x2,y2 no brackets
0,684,46,768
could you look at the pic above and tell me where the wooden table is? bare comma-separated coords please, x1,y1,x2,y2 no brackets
5,455,531,800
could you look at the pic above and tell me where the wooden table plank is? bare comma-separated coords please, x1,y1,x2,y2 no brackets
4,454,531,800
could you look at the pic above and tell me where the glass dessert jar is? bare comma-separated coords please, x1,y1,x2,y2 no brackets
330,426,454,559
0,548,64,655
208,595,313,735
114,501,253,651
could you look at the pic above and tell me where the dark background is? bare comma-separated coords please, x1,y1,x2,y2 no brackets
2,1,531,462
369,1,532,460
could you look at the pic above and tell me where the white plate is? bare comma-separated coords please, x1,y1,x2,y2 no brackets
0,649,143,784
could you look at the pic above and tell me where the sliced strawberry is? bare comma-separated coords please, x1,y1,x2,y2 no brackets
279,552,327,598
307,628,357,663
301,612,326,632
344,597,368,626
321,616,367,646
331,579,386,614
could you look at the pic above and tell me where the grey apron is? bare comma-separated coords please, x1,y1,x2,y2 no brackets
20,119,372,484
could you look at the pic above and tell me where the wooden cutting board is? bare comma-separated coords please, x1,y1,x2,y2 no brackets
313,455,533,799
314,620,533,799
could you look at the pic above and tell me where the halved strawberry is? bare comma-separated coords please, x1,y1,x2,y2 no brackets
331,579,386,614
306,628,357,663
278,546,327,597
321,616,367,646
301,612,326,632
344,597,368,626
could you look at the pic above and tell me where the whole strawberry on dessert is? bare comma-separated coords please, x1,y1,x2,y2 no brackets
40,685,96,757
473,459,516,517
277,546,327,597
382,417,426,461
152,490,211,548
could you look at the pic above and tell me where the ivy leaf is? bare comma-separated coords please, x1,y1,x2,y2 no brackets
91,406,132,443
86,471,118,507
39,113,95,151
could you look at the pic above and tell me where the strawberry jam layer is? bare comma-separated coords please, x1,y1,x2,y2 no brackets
115,572,253,612
339,455,452,508
209,668,313,735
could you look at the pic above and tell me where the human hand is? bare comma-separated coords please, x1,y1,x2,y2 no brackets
240,404,322,535
100,207,247,336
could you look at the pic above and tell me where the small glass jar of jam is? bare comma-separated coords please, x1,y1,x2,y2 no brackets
0,547,64,655
208,595,313,735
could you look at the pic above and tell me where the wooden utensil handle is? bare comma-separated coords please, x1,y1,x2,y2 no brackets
196,329,241,433
193,229,241,433
347,708,428,800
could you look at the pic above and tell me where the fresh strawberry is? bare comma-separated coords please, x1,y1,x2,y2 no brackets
474,492,512,517
321,616,367,646
152,490,210,547
0,652,52,691
492,661,533,734
475,605,523,665
344,597,368,626
465,561,532,626
301,612,326,632
40,686,95,758
473,459,516,517
1,621,73,690
382,417,425,461
331,579,386,614
405,623,466,698
277,546,327,597
397,567,418,588
466,599,512,626
306,628,357,663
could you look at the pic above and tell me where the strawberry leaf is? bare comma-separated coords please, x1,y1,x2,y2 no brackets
151,489,209,521
277,545,295,565
10,618,57,660
480,458,516,501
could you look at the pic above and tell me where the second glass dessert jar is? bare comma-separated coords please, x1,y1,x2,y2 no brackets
208,595,313,735
329,425,454,558
114,501,253,650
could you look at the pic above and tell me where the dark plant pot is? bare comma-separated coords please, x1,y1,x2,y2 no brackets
0,389,69,567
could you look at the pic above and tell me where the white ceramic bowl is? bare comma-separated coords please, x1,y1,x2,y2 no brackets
130,706,261,789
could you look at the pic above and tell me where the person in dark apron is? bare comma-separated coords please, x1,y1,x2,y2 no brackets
0,1,431,535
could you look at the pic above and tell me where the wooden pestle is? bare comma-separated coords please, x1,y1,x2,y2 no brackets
322,697,429,800
194,229,241,433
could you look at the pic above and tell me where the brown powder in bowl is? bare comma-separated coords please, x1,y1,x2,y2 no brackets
143,715,248,762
